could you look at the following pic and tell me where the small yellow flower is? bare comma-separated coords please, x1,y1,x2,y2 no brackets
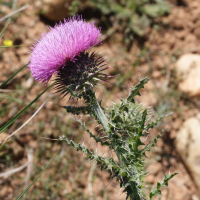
3,39,13,46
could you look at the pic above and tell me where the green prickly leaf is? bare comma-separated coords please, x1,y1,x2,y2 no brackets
78,120,110,146
119,104,129,112
63,105,90,115
119,168,128,177
145,115,165,131
60,136,120,176
141,130,165,156
138,109,148,137
127,77,150,103
132,136,144,152
149,172,179,199
113,115,123,123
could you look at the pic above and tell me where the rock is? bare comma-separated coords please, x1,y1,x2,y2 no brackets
175,53,200,97
22,76,34,89
175,114,200,190
42,0,73,21
152,70,162,78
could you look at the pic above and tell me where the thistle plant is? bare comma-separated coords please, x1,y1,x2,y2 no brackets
27,15,177,199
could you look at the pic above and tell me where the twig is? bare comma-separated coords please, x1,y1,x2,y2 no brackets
0,100,47,144
25,148,33,186
0,0,18,38
0,5,29,23
0,89,14,92
88,164,96,200
0,163,28,178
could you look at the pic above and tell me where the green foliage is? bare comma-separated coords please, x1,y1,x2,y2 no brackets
127,77,150,103
78,120,110,146
61,77,177,199
63,105,90,115
60,136,120,176
1,61,176,199
68,0,80,15
75,0,171,49
149,173,179,199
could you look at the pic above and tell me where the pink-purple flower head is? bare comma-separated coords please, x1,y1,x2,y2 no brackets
28,15,102,84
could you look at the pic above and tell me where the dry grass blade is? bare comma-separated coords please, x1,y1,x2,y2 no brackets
0,5,29,23
0,89,14,92
0,100,47,145
88,164,96,200
0,163,28,178
25,148,34,186
0,148,33,179
16,153,58,200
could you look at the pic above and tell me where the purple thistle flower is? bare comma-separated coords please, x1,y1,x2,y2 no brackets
28,15,102,84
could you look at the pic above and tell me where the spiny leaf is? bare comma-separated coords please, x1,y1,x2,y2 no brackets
138,109,147,137
141,130,165,155
60,136,119,175
63,105,90,115
145,115,165,130
149,172,179,199
78,120,110,146
127,77,150,103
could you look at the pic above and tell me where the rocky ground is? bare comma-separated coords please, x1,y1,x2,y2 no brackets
1,0,200,199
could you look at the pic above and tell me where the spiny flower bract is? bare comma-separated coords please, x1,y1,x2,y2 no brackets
28,15,102,84
55,51,110,98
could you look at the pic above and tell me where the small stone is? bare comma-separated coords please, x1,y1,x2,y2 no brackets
145,174,154,183
190,1,199,8
42,0,73,21
152,70,161,78
0,132,8,142
175,113,200,190
175,53,200,97
172,118,182,130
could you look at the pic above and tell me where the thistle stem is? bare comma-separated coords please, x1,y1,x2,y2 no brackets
82,88,110,133
92,98,109,132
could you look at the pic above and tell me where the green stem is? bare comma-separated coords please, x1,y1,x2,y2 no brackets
0,63,28,89
83,89,127,167
91,93,109,133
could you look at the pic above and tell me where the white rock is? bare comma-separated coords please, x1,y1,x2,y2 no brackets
175,114,200,189
42,0,73,21
175,53,200,96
